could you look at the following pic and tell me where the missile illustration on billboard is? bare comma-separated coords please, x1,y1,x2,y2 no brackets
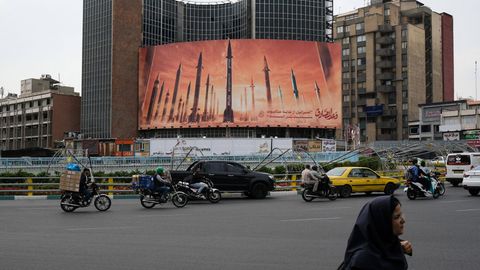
223,40,234,123
243,87,248,121
146,75,160,124
179,100,185,123
176,96,183,122
250,78,256,121
189,53,203,123
181,82,191,123
291,68,299,99
202,75,210,121
168,64,182,123
153,81,165,121
263,56,272,107
314,80,321,106
209,85,215,121
277,85,285,113
161,90,170,123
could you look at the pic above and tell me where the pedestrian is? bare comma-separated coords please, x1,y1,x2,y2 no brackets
338,196,412,270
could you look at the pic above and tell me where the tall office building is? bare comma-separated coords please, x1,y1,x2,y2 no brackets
334,0,453,141
82,0,333,139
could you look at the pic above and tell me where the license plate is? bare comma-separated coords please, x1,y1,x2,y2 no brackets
453,170,463,174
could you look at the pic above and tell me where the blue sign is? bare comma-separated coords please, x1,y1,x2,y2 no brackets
365,105,384,117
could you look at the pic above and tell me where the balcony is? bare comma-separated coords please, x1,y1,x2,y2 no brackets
378,24,394,33
357,88,367,95
377,72,395,80
376,36,395,45
377,60,395,68
377,48,395,56
377,85,395,93
383,108,398,116
378,121,396,129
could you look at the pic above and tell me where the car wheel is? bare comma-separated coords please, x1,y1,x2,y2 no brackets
340,185,352,198
365,191,372,195
250,183,268,199
468,189,480,196
451,181,460,187
384,183,396,195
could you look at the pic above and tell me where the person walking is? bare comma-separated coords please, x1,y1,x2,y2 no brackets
338,196,412,270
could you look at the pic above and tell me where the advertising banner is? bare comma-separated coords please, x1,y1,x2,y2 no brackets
149,138,293,157
139,40,341,129
322,139,336,152
293,140,309,152
443,132,460,141
308,140,322,152
463,130,480,140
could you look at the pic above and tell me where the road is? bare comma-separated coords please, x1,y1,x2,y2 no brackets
0,186,479,270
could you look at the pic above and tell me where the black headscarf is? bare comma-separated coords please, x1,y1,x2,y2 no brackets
341,196,407,270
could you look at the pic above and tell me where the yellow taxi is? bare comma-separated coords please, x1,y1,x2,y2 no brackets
325,167,401,198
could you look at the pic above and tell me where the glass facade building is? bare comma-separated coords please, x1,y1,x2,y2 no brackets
82,0,334,139
82,0,113,139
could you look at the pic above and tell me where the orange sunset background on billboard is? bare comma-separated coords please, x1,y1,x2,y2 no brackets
138,39,341,129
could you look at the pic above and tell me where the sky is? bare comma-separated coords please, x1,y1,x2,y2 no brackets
0,0,478,100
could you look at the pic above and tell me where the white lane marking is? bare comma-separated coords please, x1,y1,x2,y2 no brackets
281,217,341,222
456,209,480,212
136,214,191,218
303,206,352,211
66,226,136,231
440,200,472,204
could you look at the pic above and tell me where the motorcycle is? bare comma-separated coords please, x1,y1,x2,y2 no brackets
404,175,443,200
301,175,338,202
175,177,222,203
132,175,188,208
60,182,112,212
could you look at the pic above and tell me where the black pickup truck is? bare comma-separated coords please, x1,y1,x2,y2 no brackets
169,161,275,199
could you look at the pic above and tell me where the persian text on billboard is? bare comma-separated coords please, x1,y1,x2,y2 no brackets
138,40,341,129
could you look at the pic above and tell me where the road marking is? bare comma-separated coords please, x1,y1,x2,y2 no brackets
456,209,480,212
303,206,352,211
440,200,472,204
280,217,341,222
66,226,136,231
136,214,191,218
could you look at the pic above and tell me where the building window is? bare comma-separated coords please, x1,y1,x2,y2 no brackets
357,58,366,66
337,26,344,33
343,83,351,90
356,35,366,43
342,37,349,44
357,82,366,89
357,46,366,54
356,23,364,31
342,48,350,56
342,73,351,79
401,41,408,49
402,103,408,110
384,8,391,16
343,60,350,68
401,29,408,38
343,95,350,102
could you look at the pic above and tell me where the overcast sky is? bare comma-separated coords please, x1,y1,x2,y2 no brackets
0,0,478,99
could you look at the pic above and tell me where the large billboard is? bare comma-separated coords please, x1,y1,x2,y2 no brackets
139,39,341,129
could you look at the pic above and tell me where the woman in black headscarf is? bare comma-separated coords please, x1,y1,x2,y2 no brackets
339,196,412,270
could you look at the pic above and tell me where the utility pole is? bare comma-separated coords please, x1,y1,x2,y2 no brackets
476,61,478,100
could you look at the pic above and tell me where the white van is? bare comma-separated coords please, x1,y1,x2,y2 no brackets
446,153,480,186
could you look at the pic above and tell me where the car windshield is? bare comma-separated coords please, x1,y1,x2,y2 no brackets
327,167,347,176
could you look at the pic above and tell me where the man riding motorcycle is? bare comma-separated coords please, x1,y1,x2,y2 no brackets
153,167,171,201
309,165,329,194
408,159,431,195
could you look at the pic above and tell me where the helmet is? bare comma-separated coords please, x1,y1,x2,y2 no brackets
156,167,164,174
66,163,81,171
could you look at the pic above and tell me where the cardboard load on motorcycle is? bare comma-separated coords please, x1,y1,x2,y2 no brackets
60,170,82,192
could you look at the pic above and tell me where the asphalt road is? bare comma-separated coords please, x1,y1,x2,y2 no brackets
0,186,479,270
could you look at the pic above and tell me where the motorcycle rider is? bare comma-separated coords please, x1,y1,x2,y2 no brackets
79,168,92,201
154,167,171,201
301,165,312,185
419,160,433,193
309,165,328,193
408,158,431,195
188,166,209,198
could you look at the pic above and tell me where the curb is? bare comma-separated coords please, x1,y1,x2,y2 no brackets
0,194,139,201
